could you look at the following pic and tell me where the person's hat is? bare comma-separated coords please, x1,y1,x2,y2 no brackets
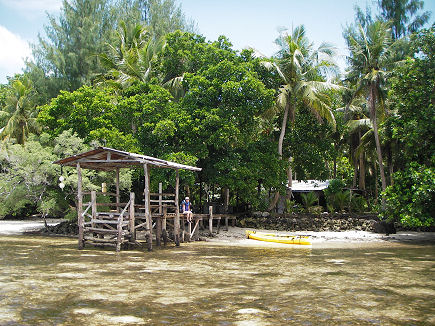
185,197,189,200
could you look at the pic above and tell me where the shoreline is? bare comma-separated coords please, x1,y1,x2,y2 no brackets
202,226,435,248
1,220,434,248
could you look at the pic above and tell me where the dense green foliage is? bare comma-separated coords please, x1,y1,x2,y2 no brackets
0,1,433,226
381,28,434,227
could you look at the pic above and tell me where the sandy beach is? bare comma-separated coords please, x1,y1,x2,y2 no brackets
203,226,435,248
1,220,434,248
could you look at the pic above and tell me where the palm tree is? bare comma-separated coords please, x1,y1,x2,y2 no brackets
344,20,393,205
264,25,341,209
97,21,164,89
0,77,39,145
377,0,431,40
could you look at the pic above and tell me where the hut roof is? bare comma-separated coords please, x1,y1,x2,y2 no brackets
290,180,330,192
53,147,202,172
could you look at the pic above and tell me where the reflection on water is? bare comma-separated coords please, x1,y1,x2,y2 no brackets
0,236,434,325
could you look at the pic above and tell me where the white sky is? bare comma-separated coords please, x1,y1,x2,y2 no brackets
0,0,433,83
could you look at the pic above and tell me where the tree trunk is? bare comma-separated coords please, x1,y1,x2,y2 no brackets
286,157,293,201
359,151,366,190
269,101,290,211
370,83,386,208
358,129,365,190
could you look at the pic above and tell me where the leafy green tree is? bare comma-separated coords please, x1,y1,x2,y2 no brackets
0,77,39,144
0,130,132,220
382,164,434,227
382,28,434,227
389,28,434,166
37,85,137,151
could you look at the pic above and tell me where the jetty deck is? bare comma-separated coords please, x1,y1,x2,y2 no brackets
54,146,234,251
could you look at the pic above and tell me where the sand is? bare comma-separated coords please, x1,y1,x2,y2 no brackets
1,220,434,248
202,226,435,248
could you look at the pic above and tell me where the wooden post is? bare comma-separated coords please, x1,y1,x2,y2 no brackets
129,192,135,242
208,205,213,236
225,216,229,231
187,219,192,242
116,168,120,212
181,215,185,243
217,216,221,234
174,169,180,246
144,164,152,251
158,183,163,214
91,191,98,238
77,163,84,249
162,206,168,246
156,217,162,246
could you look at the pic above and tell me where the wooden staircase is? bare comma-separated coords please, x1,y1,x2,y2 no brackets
82,193,135,251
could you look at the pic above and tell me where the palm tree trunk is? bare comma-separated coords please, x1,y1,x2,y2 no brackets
358,129,365,190
287,156,293,201
369,83,386,208
268,102,290,211
359,152,366,190
278,103,290,157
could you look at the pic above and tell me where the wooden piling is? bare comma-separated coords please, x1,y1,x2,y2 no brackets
188,220,192,242
225,216,229,231
156,217,162,246
208,206,213,236
217,216,221,234
144,164,152,251
174,169,180,246
129,192,135,242
77,163,84,249
91,191,98,238
116,168,120,212
162,206,168,246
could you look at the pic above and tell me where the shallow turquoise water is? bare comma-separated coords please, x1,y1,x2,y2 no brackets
0,236,434,325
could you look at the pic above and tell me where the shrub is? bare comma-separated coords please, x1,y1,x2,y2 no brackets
382,164,434,227
351,194,367,213
301,192,318,210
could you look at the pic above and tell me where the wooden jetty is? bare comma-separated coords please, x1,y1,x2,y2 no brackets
54,147,236,251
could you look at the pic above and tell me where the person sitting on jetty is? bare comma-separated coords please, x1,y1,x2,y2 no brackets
181,197,193,223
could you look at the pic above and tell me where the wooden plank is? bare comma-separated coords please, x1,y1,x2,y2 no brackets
150,192,175,197
83,192,117,196
190,219,200,240
84,236,121,243
77,163,84,249
85,227,129,235
150,199,175,203
91,219,129,225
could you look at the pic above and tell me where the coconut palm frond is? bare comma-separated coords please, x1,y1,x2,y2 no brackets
347,118,372,132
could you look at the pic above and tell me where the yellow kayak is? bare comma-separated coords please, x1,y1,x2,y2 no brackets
246,230,312,245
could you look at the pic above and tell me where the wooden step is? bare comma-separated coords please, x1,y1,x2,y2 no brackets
91,219,129,225
84,227,130,235
84,236,129,244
